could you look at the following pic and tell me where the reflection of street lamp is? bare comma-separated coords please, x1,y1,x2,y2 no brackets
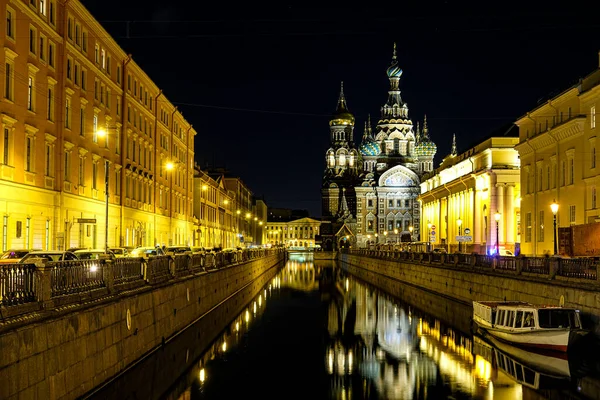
551,200,559,255
494,211,501,256
457,218,462,253
374,233,379,244
383,231,388,244
394,228,398,243
408,226,413,243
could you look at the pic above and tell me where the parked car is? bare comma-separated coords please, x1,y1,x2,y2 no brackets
0,249,41,264
164,246,191,256
108,247,129,258
499,249,515,256
74,249,115,260
20,251,78,263
129,246,165,258
432,248,447,254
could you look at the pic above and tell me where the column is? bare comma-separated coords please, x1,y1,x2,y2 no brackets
474,189,481,245
506,184,515,244
496,184,505,245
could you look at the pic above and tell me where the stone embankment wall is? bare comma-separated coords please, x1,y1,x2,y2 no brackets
339,253,600,333
0,253,284,400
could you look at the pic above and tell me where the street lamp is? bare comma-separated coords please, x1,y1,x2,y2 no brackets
408,226,413,243
394,228,398,244
427,221,432,252
551,200,559,255
96,128,112,253
383,231,388,244
457,217,462,253
494,211,501,256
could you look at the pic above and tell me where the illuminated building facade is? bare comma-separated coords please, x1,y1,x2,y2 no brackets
265,217,321,248
0,0,195,251
419,132,521,254
322,44,437,247
515,60,600,256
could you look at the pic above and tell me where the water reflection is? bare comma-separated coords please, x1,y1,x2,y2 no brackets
169,255,597,399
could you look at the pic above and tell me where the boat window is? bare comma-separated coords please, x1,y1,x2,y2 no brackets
523,366,536,385
507,311,516,327
515,311,523,327
496,310,505,325
538,309,578,328
523,312,534,328
516,365,524,382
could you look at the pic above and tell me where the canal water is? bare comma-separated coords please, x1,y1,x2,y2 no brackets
89,252,600,399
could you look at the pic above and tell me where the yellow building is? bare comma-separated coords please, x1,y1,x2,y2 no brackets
266,217,321,248
515,60,600,256
418,132,520,254
0,0,194,251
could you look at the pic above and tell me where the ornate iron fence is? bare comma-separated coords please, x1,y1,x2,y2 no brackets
522,257,548,275
0,263,37,306
557,257,598,280
49,259,105,297
113,257,144,284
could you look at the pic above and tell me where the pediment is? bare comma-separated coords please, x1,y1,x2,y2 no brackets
378,165,420,187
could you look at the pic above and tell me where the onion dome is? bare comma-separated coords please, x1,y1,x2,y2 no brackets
415,141,437,158
386,43,403,79
330,81,355,126
359,141,381,156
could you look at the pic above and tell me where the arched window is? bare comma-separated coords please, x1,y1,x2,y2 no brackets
328,152,335,167
349,153,354,167
339,153,346,166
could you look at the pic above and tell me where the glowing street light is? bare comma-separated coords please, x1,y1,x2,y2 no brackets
551,200,559,255
494,211,501,256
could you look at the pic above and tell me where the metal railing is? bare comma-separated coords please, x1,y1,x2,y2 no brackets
0,248,284,317
0,263,36,306
49,259,105,297
345,249,600,282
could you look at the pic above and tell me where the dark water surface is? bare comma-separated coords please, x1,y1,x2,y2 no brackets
90,252,600,399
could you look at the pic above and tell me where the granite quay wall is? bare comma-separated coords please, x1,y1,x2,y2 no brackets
339,250,600,334
83,262,281,400
0,249,285,400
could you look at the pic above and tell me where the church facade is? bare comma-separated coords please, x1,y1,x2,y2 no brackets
321,44,437,247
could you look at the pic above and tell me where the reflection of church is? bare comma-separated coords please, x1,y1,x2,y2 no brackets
321,44,438,247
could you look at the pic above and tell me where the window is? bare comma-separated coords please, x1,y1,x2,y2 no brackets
367,199,373,207
74,63,79,86
80,108,85,136
525,212,532,242
593,187,597,209
45,143,52,176
94,79,98,100
537,165,542,191
101,49,106,69
67,17,73,39
570,205,576,224
66,58,72,80
6,9,14,39
25,218,30,249
29,27,36,54
4,61,13,100
79,157,85,186
593,147,597,169
81,69,86,90
117,65,121,84
65,97,71,129
25,137,33,172
92,162,97,190
82,31,87,52
49,0,55,24
94,44,99,63
106,89,111,109
561,161,566,186
569,158,574,185
64,151,70,181
592,106,596,129
106,56,111,75
27,77,34,111
538,210,544,242
546,166,550,190
45,220,49,250
40,0,46,15
116,97,121,117
75,24,80,46
39,35,45,61
48,42,55,67
388,199,393,207
127,74,131,91
93,115,98,142
2,128,11,165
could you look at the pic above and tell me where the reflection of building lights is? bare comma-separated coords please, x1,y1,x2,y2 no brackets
235,322,239,332
345,279,349,291
327,350,334,374
222,341,227,352
348,350,353,371
199,368,206,383
253,302,257,314
475,355,491,381
245,310,250,323
258,295,262,307
90,264,98,273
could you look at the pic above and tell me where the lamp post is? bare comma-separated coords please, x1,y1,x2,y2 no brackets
551,200,559,255
394,228,398,244
427,221,432,252
494,211,501,256
457,217,462,253
383,231,388,244
96,128,114,254
408,226,413,243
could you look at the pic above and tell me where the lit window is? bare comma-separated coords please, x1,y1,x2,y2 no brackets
592,106,596,129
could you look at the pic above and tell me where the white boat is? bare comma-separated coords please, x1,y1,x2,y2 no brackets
472,301,588,352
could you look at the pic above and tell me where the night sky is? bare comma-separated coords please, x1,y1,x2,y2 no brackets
84,1,600,217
